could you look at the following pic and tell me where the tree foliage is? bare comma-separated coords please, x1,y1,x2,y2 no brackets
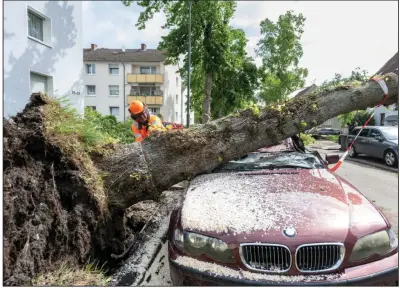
124,0,238,123
189,29,260,120
257,10,308,104
84,107,135,144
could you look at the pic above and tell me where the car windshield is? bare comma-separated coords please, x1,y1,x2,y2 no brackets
381,127,398,140
213,151,324,172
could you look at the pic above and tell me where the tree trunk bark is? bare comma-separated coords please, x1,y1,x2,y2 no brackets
202,72,212,123
98,73,398,209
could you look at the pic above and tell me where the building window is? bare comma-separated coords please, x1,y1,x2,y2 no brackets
27,6,51,46
87,106,96,111
30,71,53,95
86,85,96,96
149,108,158,114
176,77,179,87
176,94,179,103
109,85,119,96
109,64,119,75
140,66,156,74
86,64,96,75
139,87,160,96
110,107,120,117
380,113,386,126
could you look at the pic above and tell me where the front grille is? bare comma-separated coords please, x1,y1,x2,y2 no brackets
296,244,344,272
240,244,291,272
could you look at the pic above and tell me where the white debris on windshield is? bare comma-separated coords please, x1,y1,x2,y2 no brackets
181,173,347,234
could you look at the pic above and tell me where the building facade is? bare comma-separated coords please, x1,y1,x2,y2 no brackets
4,1,84,118
83,44,194,125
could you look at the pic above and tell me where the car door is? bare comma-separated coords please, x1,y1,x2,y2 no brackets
366,129,387,158
347,128,369,154
355,128,370,154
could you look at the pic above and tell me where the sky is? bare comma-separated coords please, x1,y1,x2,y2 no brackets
83,1,399,87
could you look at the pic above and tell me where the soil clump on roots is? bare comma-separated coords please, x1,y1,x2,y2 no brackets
3,94,128,286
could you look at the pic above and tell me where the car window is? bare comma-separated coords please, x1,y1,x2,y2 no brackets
380,127,398,140
350,128,360,135
359,129,369,137
369,129,382,139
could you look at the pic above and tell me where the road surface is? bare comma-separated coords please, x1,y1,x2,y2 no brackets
141,157,399,286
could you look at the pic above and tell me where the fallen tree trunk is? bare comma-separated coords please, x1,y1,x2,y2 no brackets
99,73,398,208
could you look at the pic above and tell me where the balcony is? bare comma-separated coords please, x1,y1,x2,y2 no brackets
128,92,163,106
127,73,163,84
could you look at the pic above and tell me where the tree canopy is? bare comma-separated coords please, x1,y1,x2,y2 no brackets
257,10,308,104
123,0,238,123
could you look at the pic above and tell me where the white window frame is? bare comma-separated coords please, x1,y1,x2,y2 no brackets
109,64,119,75
109,85,119,97
176,94,179,103
110,106,120,117
149,108,158,114
140,66,157,74
27,5,52,48
86,64,96,75
29,70,54,97
86,85,96,96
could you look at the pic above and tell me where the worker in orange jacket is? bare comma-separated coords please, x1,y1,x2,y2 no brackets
128,100,165,142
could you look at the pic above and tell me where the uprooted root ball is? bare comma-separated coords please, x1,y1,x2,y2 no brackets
3,95,126,286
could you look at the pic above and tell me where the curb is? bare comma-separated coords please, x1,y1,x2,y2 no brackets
110,187,187,286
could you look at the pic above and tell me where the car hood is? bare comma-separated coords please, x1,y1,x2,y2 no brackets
181,169,388,243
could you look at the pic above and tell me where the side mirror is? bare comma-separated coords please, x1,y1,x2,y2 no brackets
326,154,340,164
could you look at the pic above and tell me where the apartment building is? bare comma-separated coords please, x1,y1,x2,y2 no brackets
4,1,84,117
83,44,194,125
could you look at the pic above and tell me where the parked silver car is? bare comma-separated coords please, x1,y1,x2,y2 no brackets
346,126,398,167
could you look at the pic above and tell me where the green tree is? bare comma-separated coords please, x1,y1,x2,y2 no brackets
189,29,260,119
257,10,308,104
123,0,237,123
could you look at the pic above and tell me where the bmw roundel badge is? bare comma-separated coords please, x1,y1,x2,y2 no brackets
283,227,297,238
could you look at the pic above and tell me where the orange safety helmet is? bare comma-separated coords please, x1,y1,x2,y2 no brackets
128,100,145,115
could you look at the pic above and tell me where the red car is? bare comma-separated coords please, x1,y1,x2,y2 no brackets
163,122,184,130
168,139,398,285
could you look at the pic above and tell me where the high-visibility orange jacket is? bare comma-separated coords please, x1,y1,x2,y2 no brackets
132,114,165,142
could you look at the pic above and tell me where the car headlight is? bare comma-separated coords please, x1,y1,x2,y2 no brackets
349,229,398,262
180,231,235,263
173,228,184,249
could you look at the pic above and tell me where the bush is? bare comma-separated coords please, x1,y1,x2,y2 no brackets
84,107,135,144
327,135,339,143
300,133,315,146
353,111,375,126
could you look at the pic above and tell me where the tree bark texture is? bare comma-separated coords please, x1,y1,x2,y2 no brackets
98,74,398,209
